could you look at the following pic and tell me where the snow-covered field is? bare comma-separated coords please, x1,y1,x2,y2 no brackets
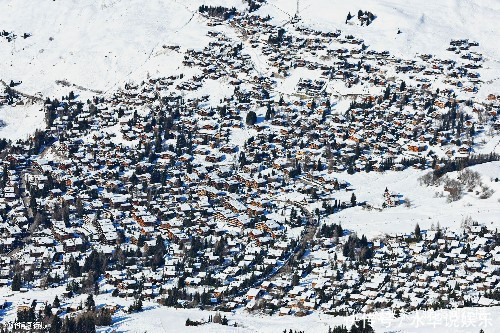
96,303,499,333
318,161,500,239
1,289,496,333
0,287,497,332
0,103,44,140
261,0,500,61
0,0,245,97
1,0,499,97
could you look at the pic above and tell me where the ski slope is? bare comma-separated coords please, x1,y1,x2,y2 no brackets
0,0,245,97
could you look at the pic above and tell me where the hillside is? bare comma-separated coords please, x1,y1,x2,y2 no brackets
0,1,498,333
1,0,499,97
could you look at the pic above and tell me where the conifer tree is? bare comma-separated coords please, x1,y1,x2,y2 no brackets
350,193,357,207
11,273,21,291
53,295,61,308
415,223,422,241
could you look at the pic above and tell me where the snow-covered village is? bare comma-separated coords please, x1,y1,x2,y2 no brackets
0,0,499,332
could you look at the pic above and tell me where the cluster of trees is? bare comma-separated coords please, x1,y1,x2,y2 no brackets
11,273,22,291
436,103,477,140
234,88,252,104
268,28,287,46
433,154,499,179
246,110,257,125
82,250,108,277
328,319,375,333
244,0,262,12
29,129,51,155
319,223,343,238
128,297,143,313
44,97,66,127
1,30,17,42
419,162,496,202
288,207,305,227
346,10,376,26
2,86,18,105
342,234,373,262
483,288,500,301
198,5,237,20
321,199,347,214
0,138,9,157
186,313,232,328
49,310,108,333
208,312,229,325
11,294,111,333
159,286,215,307
62,251,108,296
185,318,203,326
348,100,373,111
288,160,303,179
145,235,167,269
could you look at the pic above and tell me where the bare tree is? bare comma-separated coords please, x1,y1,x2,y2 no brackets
458,169,482,190
444,179,463,202
479,185,494,199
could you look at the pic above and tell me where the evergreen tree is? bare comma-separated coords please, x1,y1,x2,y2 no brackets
415,223,422,241
85,294,95,311
95,308,112,326
133,298,143,312
76,198,84,218
246,111,257,126
400,81,406,91
49,315,62,333
67,256,81,278
383,86,391,100
350,193,357,207
53,295,61,308
12,273,21,291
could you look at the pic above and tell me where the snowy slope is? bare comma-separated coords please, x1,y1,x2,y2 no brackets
1,289,496,333
94,303,500,333
261,0,500,59
0,3,499,331
0,0,244,97
260,0,500,97
1,0,499,98
0,103,44,140
320,162,500,239
1,0,499,139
